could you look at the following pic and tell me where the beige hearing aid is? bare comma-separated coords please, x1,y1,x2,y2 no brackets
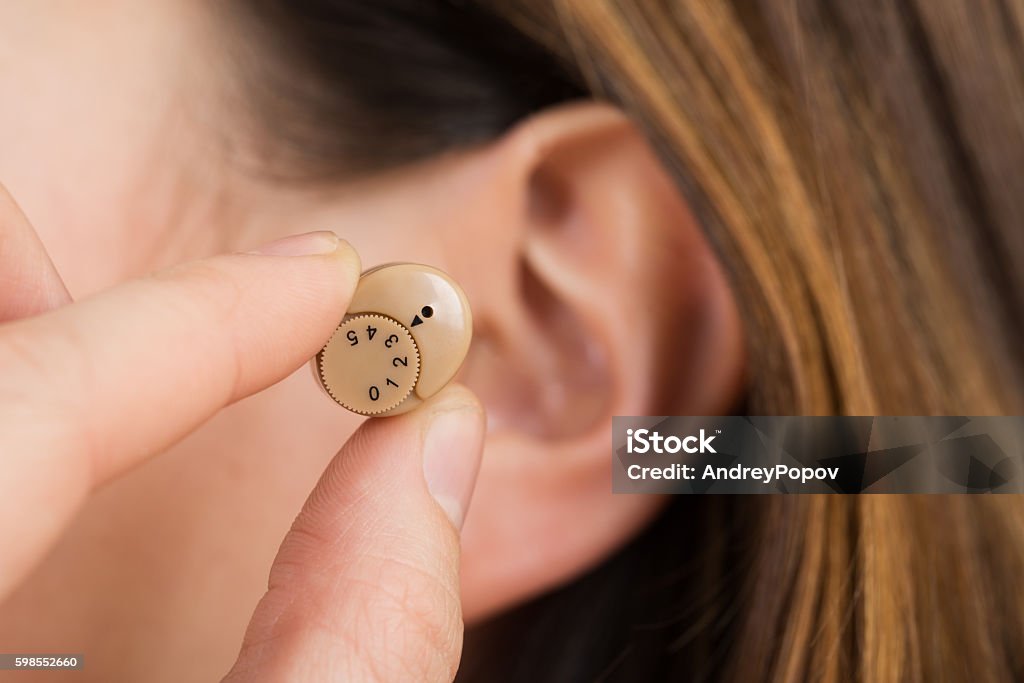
312,263,472,417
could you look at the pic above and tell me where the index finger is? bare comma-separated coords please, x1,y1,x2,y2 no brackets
0,231,359,596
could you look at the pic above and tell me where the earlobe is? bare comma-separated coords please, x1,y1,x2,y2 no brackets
452,102,745,620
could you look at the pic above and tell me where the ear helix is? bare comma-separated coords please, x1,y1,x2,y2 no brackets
311,263,473,417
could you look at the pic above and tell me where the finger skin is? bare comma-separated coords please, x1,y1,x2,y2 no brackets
0,238,360,596
225,386,485,683
0,182,71,320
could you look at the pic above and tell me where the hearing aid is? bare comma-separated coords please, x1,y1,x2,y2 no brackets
311,263,472,417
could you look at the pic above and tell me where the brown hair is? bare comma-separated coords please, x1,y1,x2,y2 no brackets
231,0,1024,680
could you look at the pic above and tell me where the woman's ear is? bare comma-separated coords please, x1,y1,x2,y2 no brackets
442,102,746,621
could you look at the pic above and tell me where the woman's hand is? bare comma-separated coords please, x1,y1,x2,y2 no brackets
0,183,485,681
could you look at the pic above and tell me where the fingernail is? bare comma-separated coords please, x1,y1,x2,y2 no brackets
422,397,485,531
249,230,342,256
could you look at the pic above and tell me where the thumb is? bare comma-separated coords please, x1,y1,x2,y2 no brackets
226,385,486,683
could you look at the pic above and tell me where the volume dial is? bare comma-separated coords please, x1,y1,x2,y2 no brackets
316,314,421,415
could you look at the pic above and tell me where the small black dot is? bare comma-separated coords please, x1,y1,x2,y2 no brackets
421,306,434,318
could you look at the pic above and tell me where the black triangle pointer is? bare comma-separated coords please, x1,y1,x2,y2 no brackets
411,315,423,327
